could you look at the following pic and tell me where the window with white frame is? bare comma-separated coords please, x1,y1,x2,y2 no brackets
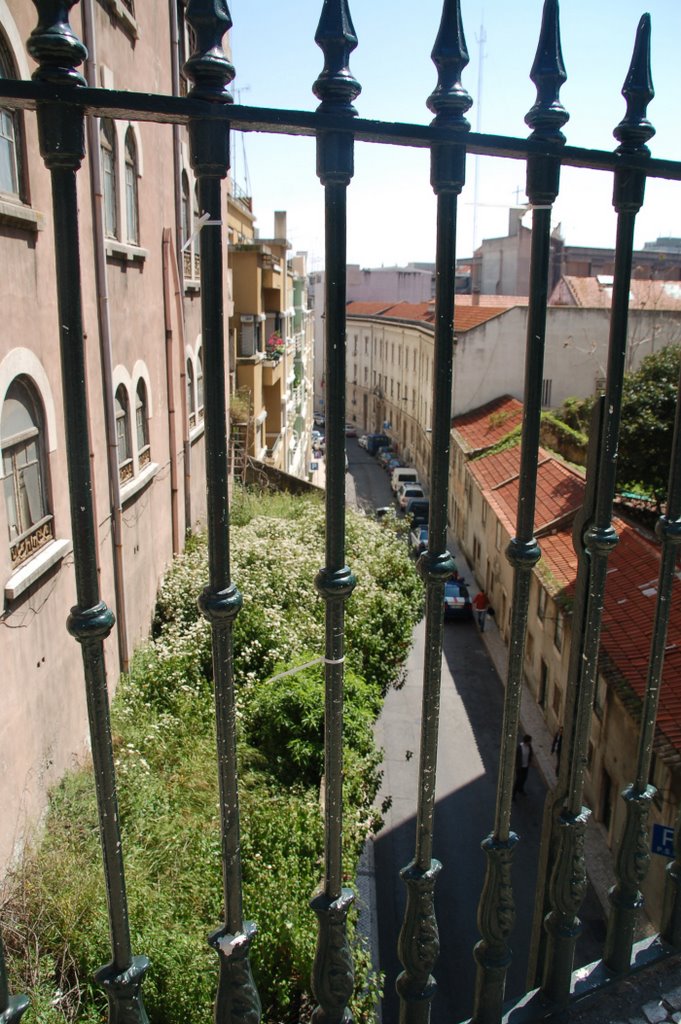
115,385,132,482
181,171,190,247
196,349,204,422
1,378,52,567
187,358,196,427
101,118,118,239
0,35,23,200
124,128,139,245
135,379,150,468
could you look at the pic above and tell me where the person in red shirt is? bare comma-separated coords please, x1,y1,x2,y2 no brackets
472,589,489,632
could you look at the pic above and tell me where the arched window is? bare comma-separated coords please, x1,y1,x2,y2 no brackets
2,378,51,565
0,34,23,199
186,359,196,427
181,171,190,247
124,128,139,245
196,348,204,421
115,385,132,482
135,379,150,467
100,118,118,239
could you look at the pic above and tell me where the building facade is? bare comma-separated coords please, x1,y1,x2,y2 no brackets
0,0,314,871
451,405,681,928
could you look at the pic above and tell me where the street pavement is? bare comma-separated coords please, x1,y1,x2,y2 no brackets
347,441,609,1023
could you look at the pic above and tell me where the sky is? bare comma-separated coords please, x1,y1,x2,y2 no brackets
227,0,681,272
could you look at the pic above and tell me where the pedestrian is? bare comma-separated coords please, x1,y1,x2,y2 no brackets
472,589,489,632
551,726,563,774
513,734,533,798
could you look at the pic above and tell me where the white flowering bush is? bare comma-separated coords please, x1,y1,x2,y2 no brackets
6,488,422,1024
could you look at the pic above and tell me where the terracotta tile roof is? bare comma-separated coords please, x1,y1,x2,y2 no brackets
346,300,509,332
468,443,585,535
380,301,436,323
345,301,396,316
538,517,681,758
452,396,524,454
471,441,681,756
550,275,681,310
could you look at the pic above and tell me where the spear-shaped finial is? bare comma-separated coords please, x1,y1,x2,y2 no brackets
427,0,472,128
184,0,235,101
525,0,569,143
313,0,361,115
28,0,87,85
614,14,655,154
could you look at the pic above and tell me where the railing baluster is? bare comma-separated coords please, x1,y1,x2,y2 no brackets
27,3,150,1021
311,4,360,1021
472,3,567,1021
396,5,470,1022
184,5,261,1021
538,14,654,1003
0,935,28,1024
602,16,661,972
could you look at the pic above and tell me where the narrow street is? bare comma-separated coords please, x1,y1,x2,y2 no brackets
346,440,604,1023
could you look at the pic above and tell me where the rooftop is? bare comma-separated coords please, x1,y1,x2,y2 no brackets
451,395,524,454
346,300,508,331
466,430,681,765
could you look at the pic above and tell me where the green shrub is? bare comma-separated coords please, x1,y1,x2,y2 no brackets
5,487,421,1023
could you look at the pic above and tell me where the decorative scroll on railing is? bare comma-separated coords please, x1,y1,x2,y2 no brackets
3,2,681,1024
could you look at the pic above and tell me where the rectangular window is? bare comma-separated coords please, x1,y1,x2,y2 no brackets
542,378,553,408
537,586,547,622
554,611,564,652
495,521,502,550
0,108,19,195
552,681,561,717
481,499,488,526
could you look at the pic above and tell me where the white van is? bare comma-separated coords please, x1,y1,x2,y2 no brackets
391,467,419,493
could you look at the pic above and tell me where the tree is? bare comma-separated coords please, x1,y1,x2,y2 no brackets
616,345,681,511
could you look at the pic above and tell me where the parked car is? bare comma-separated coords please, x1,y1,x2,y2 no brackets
398,484,426,510
344,423,357,437
444,579,472,620
358,434,368,449
404,498,430,526
391,467,419,493
314,414,325,429
410,525,428,555
365,433,391,455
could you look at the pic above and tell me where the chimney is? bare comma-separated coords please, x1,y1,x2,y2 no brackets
274,210,287,240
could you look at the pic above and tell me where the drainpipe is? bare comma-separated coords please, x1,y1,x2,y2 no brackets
81,0,129,672
169,0,192,532
162,230,180,553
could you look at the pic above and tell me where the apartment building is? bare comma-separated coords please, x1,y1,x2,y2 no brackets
0,0,314,871
451,404,681,927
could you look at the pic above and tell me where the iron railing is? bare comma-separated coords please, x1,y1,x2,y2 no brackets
2,2,681,1023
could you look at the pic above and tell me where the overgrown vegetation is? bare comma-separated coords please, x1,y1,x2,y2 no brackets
552,346,681,511
3,489,422,1024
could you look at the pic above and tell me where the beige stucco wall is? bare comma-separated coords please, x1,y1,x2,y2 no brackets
0,0,220,872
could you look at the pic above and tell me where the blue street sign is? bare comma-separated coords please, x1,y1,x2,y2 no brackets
310,462,319,472
651,823,675,858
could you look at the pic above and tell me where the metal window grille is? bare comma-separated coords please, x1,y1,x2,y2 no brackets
2,4,681,1024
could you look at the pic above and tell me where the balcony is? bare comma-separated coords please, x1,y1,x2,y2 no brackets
262,357,283,386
